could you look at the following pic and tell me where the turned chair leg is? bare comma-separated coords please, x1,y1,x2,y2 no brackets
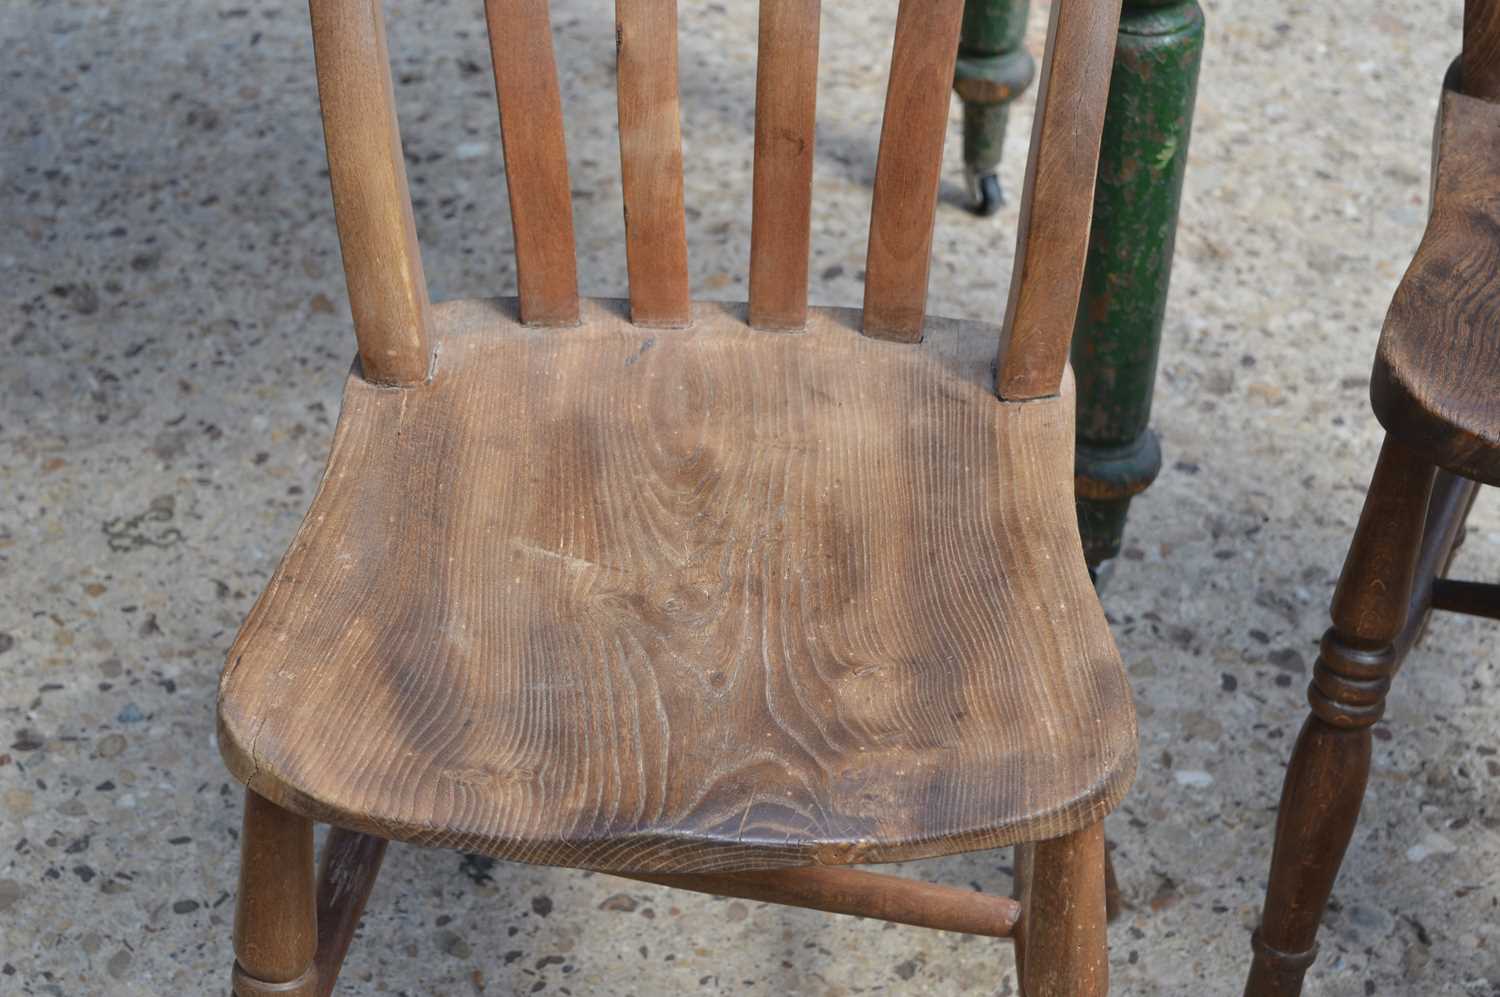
233,790,319,996
1016,822,1108,997
1244,437,1437,997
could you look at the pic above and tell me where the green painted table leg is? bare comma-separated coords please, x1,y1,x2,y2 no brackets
953,0,1033,216
1072,0,1204,568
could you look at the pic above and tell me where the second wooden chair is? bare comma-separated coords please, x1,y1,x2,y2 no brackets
1245,4,1500,992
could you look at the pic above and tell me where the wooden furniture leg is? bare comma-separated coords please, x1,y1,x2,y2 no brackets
953,0,1034,215
1103,844,1125,921
1013,842,1035,983
1072,0,1204,570
313,829,388,997
233,790,318,997
1244,437,1437,997
1395,469,1482,660
1072,0,1205,914
1017,822,1109,997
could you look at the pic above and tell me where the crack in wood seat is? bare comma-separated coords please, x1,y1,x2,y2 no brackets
1373,75,1500,486
218,298,1136,875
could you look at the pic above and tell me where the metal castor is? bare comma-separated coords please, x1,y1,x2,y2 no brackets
967,170,1004,216
953,0,1033,217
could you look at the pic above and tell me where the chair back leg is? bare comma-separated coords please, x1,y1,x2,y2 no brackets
313,829,389,995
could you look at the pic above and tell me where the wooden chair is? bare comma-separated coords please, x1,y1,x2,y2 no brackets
1244,5,1500,994
218,1,1135,994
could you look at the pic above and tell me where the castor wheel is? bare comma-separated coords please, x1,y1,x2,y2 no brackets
967,171,1004,216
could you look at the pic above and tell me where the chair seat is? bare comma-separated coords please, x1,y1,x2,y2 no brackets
217,298,1136,875
1373,81,1500,486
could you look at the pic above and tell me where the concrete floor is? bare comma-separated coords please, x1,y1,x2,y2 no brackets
3,0,1499,993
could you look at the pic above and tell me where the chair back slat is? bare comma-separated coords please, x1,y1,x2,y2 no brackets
305,0,1123,384
860,0,966,342
486,0,581,326
995,0,1120,400
309,0,432,385
615,0,693,327
747,0,823,331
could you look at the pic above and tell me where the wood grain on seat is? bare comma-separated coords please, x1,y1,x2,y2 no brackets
218,298,1136,875
1373,80,1500,486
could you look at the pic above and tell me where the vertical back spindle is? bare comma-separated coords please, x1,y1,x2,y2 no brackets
860,0,966,342
615,0,693,327
486,0,581,326
310,0,433,385
994,0,1121,400
747,0,823,331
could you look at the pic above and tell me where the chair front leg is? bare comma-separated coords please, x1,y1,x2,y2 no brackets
1245,437,1436,997
232,789,318,997
1017,821,1108,997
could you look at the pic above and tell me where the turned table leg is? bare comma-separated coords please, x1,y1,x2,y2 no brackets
953,0,1034,215
1072,0,1205,570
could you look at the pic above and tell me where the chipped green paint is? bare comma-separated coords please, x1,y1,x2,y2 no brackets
1072,0,1205,565
953,0,1033,213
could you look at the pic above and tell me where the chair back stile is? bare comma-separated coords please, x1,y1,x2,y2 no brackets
995,0,1121,400
309,0,434,386
310,0,1122,401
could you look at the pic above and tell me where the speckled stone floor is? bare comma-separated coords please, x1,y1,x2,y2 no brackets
3,0,1499,994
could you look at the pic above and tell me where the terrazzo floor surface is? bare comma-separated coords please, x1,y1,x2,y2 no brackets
4,0,1500,994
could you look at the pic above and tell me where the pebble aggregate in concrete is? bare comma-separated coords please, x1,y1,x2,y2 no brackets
2,0,1498,994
